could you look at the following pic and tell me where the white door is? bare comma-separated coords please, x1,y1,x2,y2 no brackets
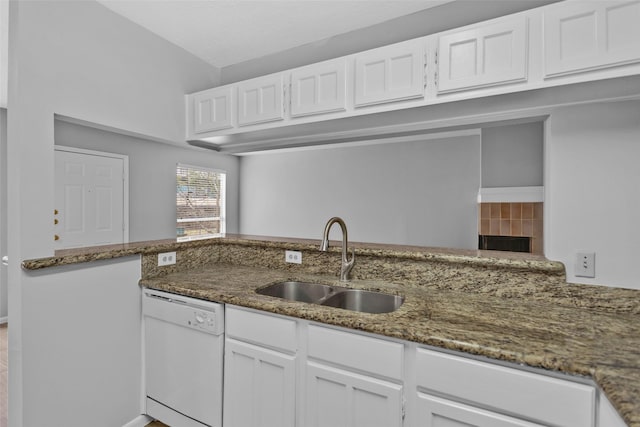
306,361,403,427
417,393,545,427
54,147,127,249
223,338,296,427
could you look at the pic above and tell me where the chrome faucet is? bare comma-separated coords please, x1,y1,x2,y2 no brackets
320,217,355,281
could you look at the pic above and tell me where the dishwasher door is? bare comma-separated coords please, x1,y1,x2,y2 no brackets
143,288,224,427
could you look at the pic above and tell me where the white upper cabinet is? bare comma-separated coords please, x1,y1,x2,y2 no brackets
290,58,347,117
237,73,285,126
544,1,640,78
192,86,234,133
354,39,425,107
437,15,528,93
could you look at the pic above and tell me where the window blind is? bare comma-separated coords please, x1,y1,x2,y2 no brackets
176,164,226,241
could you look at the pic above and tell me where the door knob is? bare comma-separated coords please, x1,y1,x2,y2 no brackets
54,235,60,241
54,219,59,225
54,209,59,215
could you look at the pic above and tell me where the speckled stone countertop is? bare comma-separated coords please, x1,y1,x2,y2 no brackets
140,264,640,427
22,234,561,271
22,235,640,425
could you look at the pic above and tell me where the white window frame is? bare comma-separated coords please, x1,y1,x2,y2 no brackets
177,163,226,242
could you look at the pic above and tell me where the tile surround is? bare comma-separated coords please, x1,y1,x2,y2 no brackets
479,202,543,254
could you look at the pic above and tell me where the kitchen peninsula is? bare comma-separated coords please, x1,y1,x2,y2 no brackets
23,235,640,426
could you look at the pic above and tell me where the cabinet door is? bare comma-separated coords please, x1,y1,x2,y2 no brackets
223,338,296,427
437,15,528,93
418,393,545,427
237,74,285,126
544,1,640,77
192,86,234,133
306,361,403,427
290,59,347,117
415,348,596,427
354,39,425,107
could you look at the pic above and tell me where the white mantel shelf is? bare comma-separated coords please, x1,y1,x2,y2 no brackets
478,186,544,203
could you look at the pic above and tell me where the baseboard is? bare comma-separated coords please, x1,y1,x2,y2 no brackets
122,414,153,427
0,317,7,325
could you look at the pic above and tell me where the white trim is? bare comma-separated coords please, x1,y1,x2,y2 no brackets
54,145,130,244
177,217,221,223
239,129,482,156
177,162,227,175
0,316,7,325
121,414,153,427
477,186,544,203
0,0,8,108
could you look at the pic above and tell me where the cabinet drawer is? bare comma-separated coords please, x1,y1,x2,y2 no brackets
308,324,403,380
418,393,544,427
226,306,296,353
416,348,595,427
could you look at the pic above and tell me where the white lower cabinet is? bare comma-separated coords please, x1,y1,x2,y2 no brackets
221,306,605,427
223,339,296,427
418,393,544,427
306,362,403,427
415,348,596,427
305,324,405,427
223,307,297,427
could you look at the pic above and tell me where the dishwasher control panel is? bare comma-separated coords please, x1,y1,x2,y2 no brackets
143,288,225,335
189,310,220,333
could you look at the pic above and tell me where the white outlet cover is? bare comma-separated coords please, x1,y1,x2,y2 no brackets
575,252,595,278
285,250,302,264
158,251,177,266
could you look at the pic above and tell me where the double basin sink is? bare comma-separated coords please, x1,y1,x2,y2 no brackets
256,281,404,314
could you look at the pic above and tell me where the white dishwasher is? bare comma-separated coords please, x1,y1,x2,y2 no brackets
143,288,224,427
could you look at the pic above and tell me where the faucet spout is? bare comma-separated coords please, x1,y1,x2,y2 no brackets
320,217,355,281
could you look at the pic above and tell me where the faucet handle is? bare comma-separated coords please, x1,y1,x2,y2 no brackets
340,248,356,281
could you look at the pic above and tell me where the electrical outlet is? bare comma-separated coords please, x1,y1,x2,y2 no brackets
285,250,302,264
158,251,177,266
575,252,595,278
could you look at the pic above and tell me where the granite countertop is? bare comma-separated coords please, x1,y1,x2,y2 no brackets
22,234,560,271
22,236,640,425
140,263,640,427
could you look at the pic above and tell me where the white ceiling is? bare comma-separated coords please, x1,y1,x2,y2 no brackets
97,0,453,69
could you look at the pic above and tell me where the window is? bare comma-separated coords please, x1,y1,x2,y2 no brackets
176,164,226,241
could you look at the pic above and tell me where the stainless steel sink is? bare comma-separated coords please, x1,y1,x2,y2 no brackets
256,281,403,314
321,289,404,314
256,281,334,303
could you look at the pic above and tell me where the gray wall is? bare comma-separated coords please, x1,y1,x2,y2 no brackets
481,122,544,188
54,120,240,242
546,100,640,288
221,0,559,84
240,134,481,249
